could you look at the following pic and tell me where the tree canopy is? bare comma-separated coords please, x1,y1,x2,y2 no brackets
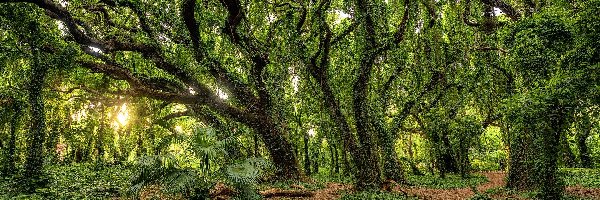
0,0,599,199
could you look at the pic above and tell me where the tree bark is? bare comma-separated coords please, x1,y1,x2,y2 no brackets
24,47,49,191
253,116,300,179
376,126,404,182
304,132,311,175
507,105,565,199
560,132,576,167
5,100,22,175
577,118,592,168
96,107,106,161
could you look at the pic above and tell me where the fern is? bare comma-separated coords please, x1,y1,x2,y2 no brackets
128,155,212,199
224,158,271,200
133,127,269,200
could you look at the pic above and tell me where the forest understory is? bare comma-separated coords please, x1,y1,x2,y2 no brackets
1,0,599,199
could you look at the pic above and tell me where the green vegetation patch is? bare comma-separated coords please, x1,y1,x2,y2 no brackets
406,174,488,189
561,168,600,188
1,163,132,199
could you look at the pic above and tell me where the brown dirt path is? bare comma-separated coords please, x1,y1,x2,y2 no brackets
264,182,352,200
309,182,353,200
567,186,600,199
393,171,510,200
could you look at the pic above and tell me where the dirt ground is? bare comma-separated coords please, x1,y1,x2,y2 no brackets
392,171,524,200
257,171,600,200
395,171,600,200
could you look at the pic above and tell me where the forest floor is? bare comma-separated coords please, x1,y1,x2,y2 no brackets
393,171,516,200
2,165,600,199
260,171,600,200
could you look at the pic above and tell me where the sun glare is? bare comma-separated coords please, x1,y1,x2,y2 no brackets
175,125,183,133
116,103,129,126
308,128,316,137
217,88,229,99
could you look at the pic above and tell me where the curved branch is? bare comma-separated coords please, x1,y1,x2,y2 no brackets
182,0,257,106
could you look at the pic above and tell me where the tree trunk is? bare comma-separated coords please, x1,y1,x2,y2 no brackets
560,132,576,167
24,47,49,191
5,101,22,175
96,114,106,161
329,142,335,175
378,128,404,182
251,133,259,157
343,145,351,176
254,116,300,179
507,106,565,199
298,109,310,175
304,132,311,175
334,143,339,174
577,119,592,168
312,140,320,174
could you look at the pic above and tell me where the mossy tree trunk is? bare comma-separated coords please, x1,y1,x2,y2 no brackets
24,47,49,191
5,100,22,175
506,103,566,199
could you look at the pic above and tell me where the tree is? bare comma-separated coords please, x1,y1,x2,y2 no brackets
1,0,303,179
503,2,600,198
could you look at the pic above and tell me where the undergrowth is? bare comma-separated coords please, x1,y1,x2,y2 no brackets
0,163,131,199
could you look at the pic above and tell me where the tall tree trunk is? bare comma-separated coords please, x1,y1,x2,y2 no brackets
507,105,565,199
253,116,300,179
560,132,576,167
334,143,339,174
253,133,260,157
24,47,49,191
83,134,94,162
312,141,320,174
298,108,310,175
304,132,311,175
577,119,592,168
96,112,106,161
310,69,380,189
329,143,335,175
342,145,351,176
375,124,404,182
5,101,22,175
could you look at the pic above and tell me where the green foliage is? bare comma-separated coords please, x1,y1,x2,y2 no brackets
469,193,493,200
560,168,600,188
406,174,488,189
225,157,271,200
128,155,212,199
471,127,507,171
340,191,416,200
1,164,131,199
